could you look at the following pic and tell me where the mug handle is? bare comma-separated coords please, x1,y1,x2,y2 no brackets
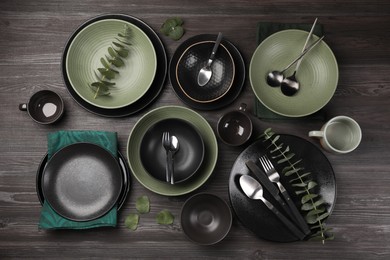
19,103,27,111
308,131,324,138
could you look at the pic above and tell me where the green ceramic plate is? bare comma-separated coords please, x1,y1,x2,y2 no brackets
250,29,338,117
66,19,157,109
127,106,218,196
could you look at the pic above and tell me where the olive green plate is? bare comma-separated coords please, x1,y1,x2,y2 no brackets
250,29,338,117
66,19,157,109
127,106,218,196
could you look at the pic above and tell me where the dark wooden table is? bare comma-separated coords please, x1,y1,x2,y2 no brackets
1,0,390,259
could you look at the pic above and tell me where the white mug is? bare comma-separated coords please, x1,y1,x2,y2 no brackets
309,116,362,154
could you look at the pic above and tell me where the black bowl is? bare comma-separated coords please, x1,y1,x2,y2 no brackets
180,193,232,245
176,40,235,103
140,118,205,184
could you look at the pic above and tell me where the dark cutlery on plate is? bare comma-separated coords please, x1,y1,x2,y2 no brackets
239,175,306,240
259,155,311,235
245,161,295,219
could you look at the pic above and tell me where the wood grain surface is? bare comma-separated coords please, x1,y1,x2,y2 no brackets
1,0,389,259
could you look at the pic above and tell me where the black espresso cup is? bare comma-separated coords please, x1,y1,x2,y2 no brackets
19,90,64,124
217,103,253,146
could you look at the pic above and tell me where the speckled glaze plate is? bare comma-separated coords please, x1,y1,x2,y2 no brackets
62,14,167,117
42,143,123,221
250,30,338,117
229,135,336,242
170,34,245,110
36,151,130,211
127,106,218,196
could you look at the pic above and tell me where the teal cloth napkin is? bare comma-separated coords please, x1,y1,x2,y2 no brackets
39,130,118,229
254,22,326,120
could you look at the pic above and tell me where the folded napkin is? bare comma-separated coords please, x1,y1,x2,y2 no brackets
39,130,118,229
254,22,326,120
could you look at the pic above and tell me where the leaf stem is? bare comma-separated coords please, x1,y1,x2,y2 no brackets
263,131,328,243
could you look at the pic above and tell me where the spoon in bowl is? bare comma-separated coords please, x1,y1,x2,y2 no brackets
239,175,306,240
169,135,180,185
266,35,324,88
197,32,223,87
281,18,318,96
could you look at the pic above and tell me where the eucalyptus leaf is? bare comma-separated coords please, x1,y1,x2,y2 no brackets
115,37,132,46
284,167,304,177
306,208,326,217
112,41,125,49
108,47,118,58
98,68,115,80
110,57,124,67
125,213,139,231
277,153,295,164
114,47,129,58
289,172,311,182
308,181,318,190
301,193,318,204
100,57,110,69
161,17,184,41
301,199,326,211
156,210,174,225
136,195,150,214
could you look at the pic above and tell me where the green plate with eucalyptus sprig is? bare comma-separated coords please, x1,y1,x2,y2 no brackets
127,106,218,196
250,29,338,117
66,19,157,109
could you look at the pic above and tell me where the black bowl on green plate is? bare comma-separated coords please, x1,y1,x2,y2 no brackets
127,106,218,196
140,118,205,184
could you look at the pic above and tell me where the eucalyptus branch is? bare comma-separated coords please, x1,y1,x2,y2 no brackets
90,24,133,99
260,128,334,243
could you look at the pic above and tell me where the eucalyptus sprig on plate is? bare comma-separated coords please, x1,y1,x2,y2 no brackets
90,24,133,98
260,128,334,243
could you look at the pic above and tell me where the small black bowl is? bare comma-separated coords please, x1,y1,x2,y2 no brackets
180,193,232,245
140,118,205,184
176,40,235,103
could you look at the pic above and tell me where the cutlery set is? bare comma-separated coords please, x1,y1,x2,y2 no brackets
162,131,180,185
241,156,310,240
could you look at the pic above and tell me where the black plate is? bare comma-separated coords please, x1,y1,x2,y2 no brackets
42,143,123,221
140,118,205,183
229,135,336,242
169,34,245,110
62,14,167,117
36,151,130,211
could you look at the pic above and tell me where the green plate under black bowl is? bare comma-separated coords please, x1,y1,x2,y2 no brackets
250,29,338,117
127,106,218,196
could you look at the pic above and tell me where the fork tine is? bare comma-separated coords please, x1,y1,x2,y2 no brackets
259,156,268,172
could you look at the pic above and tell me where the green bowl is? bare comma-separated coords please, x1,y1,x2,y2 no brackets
127,106,218,196
250,29,338,117
66,19,157,109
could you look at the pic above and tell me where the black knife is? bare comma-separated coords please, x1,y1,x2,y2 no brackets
245,161,302,228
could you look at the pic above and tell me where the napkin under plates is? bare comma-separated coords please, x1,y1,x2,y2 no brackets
254,22,326,120
39,130,118,229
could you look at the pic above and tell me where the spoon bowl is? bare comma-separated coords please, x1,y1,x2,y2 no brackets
169,135,180,184
266,70,284,87
281,72,300,96
197,32,223,87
